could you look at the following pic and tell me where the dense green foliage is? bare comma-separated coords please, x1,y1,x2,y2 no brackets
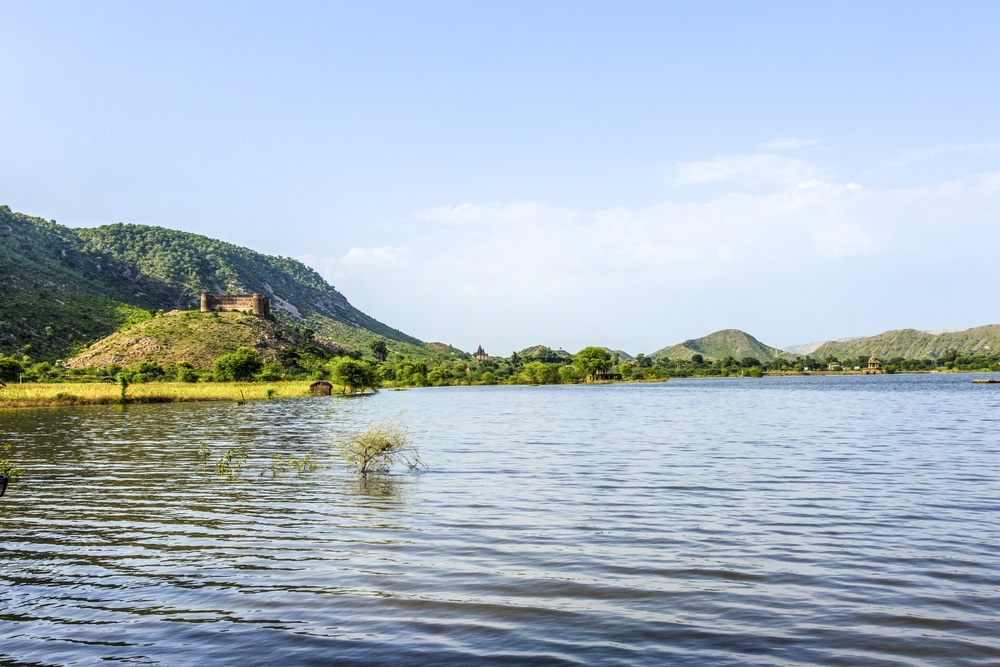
574,347,613,377
213,347,264,382
332,358,379,394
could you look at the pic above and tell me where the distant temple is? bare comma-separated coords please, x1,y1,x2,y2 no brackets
200,293,270,317
863,355,882,374
474,345,488,362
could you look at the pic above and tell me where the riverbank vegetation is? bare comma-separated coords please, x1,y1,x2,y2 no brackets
0,380,325,408
2,336,998,406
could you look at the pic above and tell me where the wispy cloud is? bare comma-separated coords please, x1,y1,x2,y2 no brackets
340,246,410,264
759,137,823,152
418,201,579,228
884,142,1000,168
667,153,820,186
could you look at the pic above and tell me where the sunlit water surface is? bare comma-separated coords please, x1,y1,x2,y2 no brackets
2,374,1000,665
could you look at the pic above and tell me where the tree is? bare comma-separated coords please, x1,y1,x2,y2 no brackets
213,347,263,382
0,355,22,383
574,346,612,377
691,354,704,364
396,361,429,386
370,339,389,362
427,367,453,386
333,358,379,394
523,361,559,384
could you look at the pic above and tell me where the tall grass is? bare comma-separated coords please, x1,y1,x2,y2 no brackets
0,381,341,408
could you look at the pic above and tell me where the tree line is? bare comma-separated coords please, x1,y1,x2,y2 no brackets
2,341,998,389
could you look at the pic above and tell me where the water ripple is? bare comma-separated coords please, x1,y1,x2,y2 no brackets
2,374,1000,665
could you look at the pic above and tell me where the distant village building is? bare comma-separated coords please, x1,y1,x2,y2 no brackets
309,381,333,396
200,293,270,317
474,345,488,362
863,355,882,374
588,372,624,382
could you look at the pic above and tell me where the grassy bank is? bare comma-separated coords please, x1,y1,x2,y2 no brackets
0,381,342,408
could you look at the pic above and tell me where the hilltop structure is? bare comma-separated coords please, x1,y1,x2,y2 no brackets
474,345,488,362
200,293,270,317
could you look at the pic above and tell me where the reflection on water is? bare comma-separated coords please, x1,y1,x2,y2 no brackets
2,375,1000,665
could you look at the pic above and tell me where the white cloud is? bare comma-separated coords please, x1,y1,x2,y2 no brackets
340,246,410,264
418,201,579,228
759,137,823,152
301,150,1000,354
667,153,819,186
884,142,1000,168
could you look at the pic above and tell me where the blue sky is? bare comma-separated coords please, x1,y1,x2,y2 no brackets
4,1,999,354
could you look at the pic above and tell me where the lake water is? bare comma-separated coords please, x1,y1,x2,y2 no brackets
2,374,1000,666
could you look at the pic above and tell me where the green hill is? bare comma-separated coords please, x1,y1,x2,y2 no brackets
807,325,1000,360
517,345,574,363
1,206,423,362
653,329,784,362
65,310,342,371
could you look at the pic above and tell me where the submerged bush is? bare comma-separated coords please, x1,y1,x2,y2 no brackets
0,443,21,479
337,419,423,474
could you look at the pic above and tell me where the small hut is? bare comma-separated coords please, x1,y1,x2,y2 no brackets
310,381,333,396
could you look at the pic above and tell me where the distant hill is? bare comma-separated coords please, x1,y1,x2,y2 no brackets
518,345,574,363
1,206,423,361
807,325,1000,360
783,341,831,356
65,310,343,370
653,329,784,362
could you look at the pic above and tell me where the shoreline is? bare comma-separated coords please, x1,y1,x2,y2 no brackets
3,370,995,409
0,381,337,409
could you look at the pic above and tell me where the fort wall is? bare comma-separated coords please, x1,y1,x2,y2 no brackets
200,293,270,317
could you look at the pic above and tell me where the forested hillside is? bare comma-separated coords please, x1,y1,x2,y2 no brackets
0,206,421,361
808,325,1000,361
653,329,784,362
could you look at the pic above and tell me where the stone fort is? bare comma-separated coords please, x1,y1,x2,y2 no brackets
200,293,271,317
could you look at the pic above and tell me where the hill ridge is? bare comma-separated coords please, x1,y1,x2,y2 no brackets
652,329,784,362
1,206,422,361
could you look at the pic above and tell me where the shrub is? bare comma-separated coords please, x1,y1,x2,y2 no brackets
257,363,283,382
0,355,23,383
0,443,21,479
176,367,199,382
133,361,166,383
338,419,423,474
214,347,263,382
